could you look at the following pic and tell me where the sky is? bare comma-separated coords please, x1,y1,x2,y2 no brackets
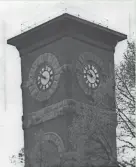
0,1,135,167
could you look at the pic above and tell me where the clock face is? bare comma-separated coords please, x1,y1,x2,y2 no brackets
83,63,100,89
37,65,54,91
76,52,104,100
27,53,61,101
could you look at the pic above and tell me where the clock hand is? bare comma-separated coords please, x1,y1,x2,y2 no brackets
87,73,93,78
41,75,47,80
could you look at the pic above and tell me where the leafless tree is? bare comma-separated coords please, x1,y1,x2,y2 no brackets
116,41,135,167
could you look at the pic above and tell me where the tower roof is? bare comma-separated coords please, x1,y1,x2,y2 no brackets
7,13,127,50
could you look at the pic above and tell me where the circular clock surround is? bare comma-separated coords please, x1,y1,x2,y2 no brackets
76,52,104,97
28,53,61,101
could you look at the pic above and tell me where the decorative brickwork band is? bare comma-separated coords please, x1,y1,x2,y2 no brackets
23,99,117,129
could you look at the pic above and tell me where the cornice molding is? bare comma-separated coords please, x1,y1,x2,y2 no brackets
7,13,127,52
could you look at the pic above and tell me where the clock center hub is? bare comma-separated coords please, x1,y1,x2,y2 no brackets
87,70,96,83
41,71,50,85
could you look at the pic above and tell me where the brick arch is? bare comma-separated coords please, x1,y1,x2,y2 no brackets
43,132,65,153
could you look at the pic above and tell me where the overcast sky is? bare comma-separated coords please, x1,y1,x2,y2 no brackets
0,1,135,167
0,0,135,37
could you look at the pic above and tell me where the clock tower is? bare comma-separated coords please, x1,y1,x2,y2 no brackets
7,13,127,167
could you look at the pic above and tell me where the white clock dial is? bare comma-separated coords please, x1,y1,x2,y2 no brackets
41,71,50,85
83,64,100,89
37,65,54,91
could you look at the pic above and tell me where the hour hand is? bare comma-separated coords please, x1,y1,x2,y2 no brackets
41,75,47,80
87,73,93,78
